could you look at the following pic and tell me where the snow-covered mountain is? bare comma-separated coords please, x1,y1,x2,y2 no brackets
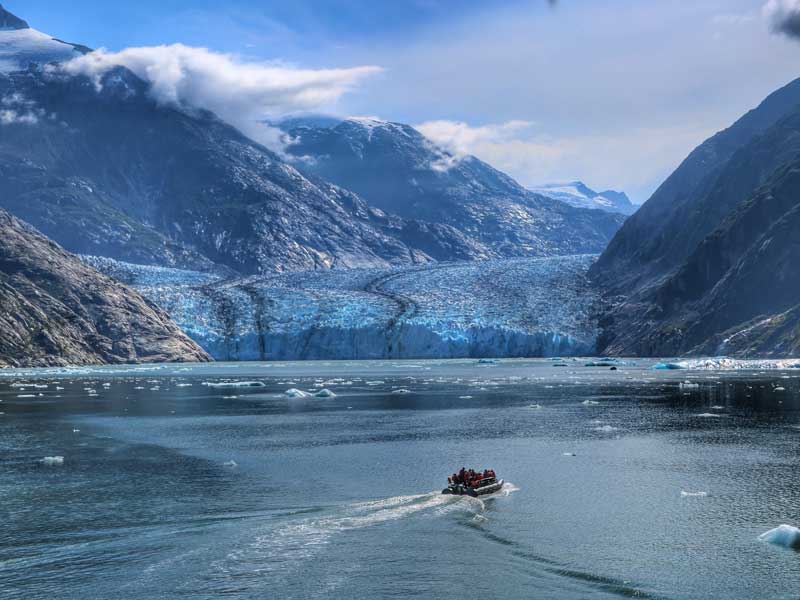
85,254,600,360
0,5,87,74
282,117,626,257
531,182,637,215
0,8,490,275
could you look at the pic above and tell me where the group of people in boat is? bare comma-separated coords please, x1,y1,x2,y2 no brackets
449,467,496,489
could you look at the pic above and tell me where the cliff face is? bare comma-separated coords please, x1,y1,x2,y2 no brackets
0,209,210,367
591,78,800,357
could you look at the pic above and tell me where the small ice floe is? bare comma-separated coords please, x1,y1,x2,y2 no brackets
563,452,577,457
459,395,474,399
56,386,64,391
477,359,498,365
391,388,412,395
593,425,618,433
582,400,600,406
680,381,700,390
72,429,80,433
680,490,708,497
133,386,145,390
314,389,336,398
284,388,310,398
176,383,192,388
759,524,800,550
366,380,385,386
204,381,266,389
17,394,36,398
652,363,684,370
774,387,786,392
527,404,542,409
40,456,64,466
710,405,725,410
223,460,238,468
694,413,723,418
222,395,238,399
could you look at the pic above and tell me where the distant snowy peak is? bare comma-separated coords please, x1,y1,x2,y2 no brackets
0,7,85,73
532,181,637,215
0,5,28,30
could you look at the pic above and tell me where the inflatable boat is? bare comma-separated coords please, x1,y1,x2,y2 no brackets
442,476,504,497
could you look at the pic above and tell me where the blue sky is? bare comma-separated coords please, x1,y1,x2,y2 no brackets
10,0,800,202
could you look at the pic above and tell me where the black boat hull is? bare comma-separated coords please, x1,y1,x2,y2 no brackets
442,479,504,497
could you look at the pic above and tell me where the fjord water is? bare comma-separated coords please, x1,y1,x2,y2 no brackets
2,360,800,599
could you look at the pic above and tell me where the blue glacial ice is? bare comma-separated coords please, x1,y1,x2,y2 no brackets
759,525,800,550
82,255,602,361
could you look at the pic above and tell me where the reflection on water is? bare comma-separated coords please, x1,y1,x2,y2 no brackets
1,359,800,600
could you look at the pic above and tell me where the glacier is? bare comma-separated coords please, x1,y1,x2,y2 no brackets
83,255,601,361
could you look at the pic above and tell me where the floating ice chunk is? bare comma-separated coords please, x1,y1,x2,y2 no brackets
582,400,600,406
40,456,64,466
285,388,310,398
680,490,708,497
392,388,412,395
527,404,542,409
17,394,36,398
223,460,238,468
204,381,266,388
72,429,80,433
759,525,800,550
314,388,336,398
176,383,192,388
774,387,786,392
710,405,725,410
652,363,684,370
459,395,474,399
563,452,576,457
680,381,700,390
478,359,499,364
593,425,618,433
694,413,723,418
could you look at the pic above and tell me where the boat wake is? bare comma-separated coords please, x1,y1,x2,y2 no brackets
212,484,517,587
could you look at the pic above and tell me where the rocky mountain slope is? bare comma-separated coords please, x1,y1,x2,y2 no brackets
531,182,637,215
282,117,626,257
0,66,487,274
591,78,800,357
0,7,490,276
0,209,210,367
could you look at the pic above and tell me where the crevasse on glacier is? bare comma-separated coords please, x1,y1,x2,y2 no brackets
83,255,600,360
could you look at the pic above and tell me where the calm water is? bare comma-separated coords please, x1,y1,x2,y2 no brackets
2,359,800,599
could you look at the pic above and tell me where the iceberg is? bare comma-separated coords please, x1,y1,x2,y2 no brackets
284,388,310,398
313,388,336,398
759,525,800,550
40,456,64,466
203,381,265,388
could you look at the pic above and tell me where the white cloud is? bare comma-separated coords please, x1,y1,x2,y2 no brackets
416,119,535,172
0,93,45,125
711,13,756,27
764,0,800,38
61,44,382,150
416,119,535,156
416,118,713,202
